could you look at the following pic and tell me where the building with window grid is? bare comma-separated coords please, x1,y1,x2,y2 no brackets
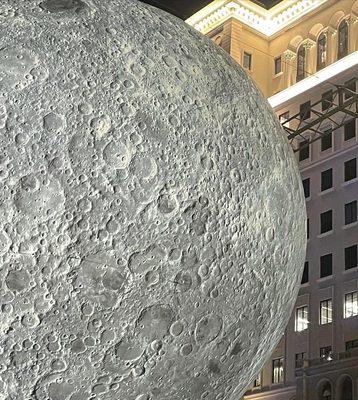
187,1,358,399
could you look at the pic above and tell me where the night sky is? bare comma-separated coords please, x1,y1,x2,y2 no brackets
140,0,283,20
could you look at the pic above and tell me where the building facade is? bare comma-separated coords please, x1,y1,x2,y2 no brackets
187,1,358,399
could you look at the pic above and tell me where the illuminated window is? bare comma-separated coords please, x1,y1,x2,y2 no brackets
345,244,357,270
272,357,284,383
320,346,332,359
345,200,357,225
295,306,308,332
243,52,252,70
338,20,349,60
320,299,333,325
344,291,358,318
275,56,282,75
317,33,327,70
297,45,306,82
320,253,332,278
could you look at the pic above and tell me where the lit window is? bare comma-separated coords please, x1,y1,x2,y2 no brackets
253,373,261,387
321,168,333,191
275,56,282,75
317,33,327,70
344,119,356,141
321,129,332,151
320,299,333,325
302,178,310,198
320,210,333,234
295,306,309,332
297,45,306,82
301,261,309,284
320,346,332,359
243,52,252,70
345,200,357,225
345,244,357,270
344,158,357,182
295,352,306,368
299,141,309,162
338,20,349,60
320,253,332,278
272,357,284,383
344,291,358,318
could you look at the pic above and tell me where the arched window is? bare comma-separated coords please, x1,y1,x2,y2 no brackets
320,382,332,400
297,45,306,82
317,32,327,70
341,376,353,400
338,20,349,59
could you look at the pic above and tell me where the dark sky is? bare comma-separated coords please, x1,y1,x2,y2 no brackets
141,0,283,20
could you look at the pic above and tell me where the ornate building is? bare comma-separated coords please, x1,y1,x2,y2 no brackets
187,1,358,399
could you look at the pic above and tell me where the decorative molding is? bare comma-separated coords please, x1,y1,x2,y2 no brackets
283,49,296,61
186,0,330,37
301,38,316,50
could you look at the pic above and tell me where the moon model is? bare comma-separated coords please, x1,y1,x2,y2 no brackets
0,0,306,399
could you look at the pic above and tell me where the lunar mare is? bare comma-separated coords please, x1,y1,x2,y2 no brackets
0,0,306,399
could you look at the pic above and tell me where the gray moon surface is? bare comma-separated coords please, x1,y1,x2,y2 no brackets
0,0,306,399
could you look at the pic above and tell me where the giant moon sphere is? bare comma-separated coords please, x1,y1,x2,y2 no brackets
0,0,306,399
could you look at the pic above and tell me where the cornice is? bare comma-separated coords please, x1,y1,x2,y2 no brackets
186,0,331,37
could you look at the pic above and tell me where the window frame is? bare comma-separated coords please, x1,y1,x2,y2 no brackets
344,158,357,182
317,32,327,71
321,129,332,151
295,305,309,332
345,244,357,270
320,209,333,234
243,51,252,71
338,19,349,60
344,119,356,141
320,298,333,325
296,45,306,82
321,168,333,192
272,357,284,384
344,291,358,318
345,200,357,225
274,56,282,75
320,253,333,278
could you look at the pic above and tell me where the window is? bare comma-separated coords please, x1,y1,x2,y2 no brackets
338,20,348,60
295,352,306,368
344,158,357,182
344,79,356,100
307,219,310,240
253,374,261,387
301,261,309,284
297,45,306,82
320,382,332,400
295,306,309,332
272,357,284,383
345,200,357,225
317,33,327,70
320,253,332,278
279,111,289,124
321,129,332,151
302,178,310,198
321,168,333,191
344,119,356,141
322,90,333,111
300,101,311,120
344,291,358,318
320,299,333,324
274,56,282,75
243,52,252,70
345,244,357,270
320,346,332,359
299,141,309,161
346,339,358,351
320,210,332,234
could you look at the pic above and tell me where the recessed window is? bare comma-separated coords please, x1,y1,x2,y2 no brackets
272,357,284,383
253,373,261,387
344,291,358,318
320,210,332,234
320,345,332,359
320,299,333,325
297,45,306,82
344,119,356,141
295,352,306,368
295,306,309,332
306,219,310,240
344,158,357,182
345,200,357,225
317,33,327,70
243,52,252,70
345,244,357,270
301,261,309,284
344,79,356,100
299,141,309,162
274,56,282,75
321,130,332,151
302,178,310,198
320,253,332,278
321,168,333,191
338,20,349,60
322,90,333,111
346,339,358,351
300,101,311,120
